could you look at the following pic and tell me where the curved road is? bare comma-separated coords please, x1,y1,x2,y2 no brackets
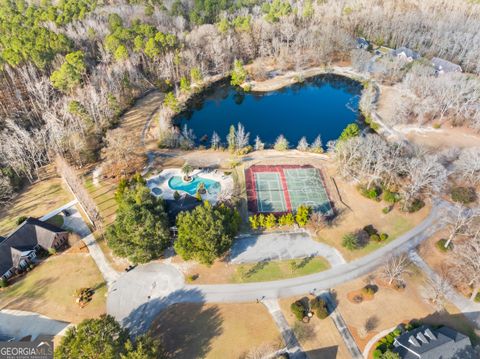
107,200,447,332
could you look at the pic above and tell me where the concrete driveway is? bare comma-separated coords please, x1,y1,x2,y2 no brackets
230,231,345,267
0,310,71,340
107,263,184,333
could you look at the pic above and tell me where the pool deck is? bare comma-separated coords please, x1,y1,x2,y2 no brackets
146,168,234,204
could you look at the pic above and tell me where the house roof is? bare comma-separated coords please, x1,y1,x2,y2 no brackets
391,47,420,60
165,194,201,222
393,325,474,359
0,217,67,276
431,57,462,73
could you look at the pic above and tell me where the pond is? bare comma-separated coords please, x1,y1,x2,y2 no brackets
174,74,363,148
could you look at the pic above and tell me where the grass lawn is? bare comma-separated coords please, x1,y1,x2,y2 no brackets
0,252,106,323
150,302,281,359
232,257,330,283
182,256,330,284
0,176,73,236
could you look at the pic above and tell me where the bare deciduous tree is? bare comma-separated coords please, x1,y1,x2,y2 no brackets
382,254,411,286
449,232,480,301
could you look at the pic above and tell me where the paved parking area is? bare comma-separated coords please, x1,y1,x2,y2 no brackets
229,232,345,266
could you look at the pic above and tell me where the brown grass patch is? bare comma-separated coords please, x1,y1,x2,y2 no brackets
150,302,281,359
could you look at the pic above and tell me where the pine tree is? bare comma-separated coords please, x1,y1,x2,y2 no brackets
227,125,236,152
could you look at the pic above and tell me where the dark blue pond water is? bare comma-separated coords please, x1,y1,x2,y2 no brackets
174,74,363,148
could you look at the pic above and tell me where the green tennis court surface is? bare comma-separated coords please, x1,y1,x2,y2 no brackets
284,168,334,216
254,172,287,213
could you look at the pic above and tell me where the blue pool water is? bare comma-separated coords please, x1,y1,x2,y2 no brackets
174,74,363,147
168,176,221,196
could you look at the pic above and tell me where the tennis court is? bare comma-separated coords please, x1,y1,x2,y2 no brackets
284,168,334,216
254,172,287,213
245,165,334,215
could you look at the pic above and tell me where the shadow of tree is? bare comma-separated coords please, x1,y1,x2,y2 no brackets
122,289,223,359
243,260,269,278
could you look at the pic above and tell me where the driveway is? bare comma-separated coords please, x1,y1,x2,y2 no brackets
62,206,120,284
230,231,345,267
0,310,71,340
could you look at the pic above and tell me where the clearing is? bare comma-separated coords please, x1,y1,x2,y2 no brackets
149,302,281,359
0,173,73,235
0,249,106,323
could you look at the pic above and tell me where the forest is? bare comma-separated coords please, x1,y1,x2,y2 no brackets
1,0,480,204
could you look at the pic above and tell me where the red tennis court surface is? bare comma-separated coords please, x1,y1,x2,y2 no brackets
245,164,333,215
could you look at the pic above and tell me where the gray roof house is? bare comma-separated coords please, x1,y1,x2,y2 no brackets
391,47,421,62
393,325,475,359
431,57,462,74
0,218,68,281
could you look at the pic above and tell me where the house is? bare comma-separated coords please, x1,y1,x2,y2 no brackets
393,325,475,358
0,218,68,281
431,57,462,74
391,47,421,62
356,37,370,50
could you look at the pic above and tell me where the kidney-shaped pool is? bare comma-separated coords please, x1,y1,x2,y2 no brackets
174,74,363,148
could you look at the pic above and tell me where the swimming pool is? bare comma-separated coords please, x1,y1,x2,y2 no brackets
168,176,221,196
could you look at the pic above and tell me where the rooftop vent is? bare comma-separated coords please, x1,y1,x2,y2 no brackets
408,336,421,347
416,332,428,344
424,328,437,341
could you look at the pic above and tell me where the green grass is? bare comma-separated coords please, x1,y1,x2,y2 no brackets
46,214,64,228
231,257,330,283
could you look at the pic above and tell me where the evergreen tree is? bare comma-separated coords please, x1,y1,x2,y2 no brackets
339,123,361,141
274,134,289,151
230,60,247,86
174,202,240,265
227,125,236,152
106,178,170,264
50,51,86,92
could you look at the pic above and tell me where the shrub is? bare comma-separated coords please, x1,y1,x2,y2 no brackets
370,234,380,242
435,239,452,252
475,292,480,303
290,301,306,321
186,274,199,283
310,298,328,319
363,225,378,236
16,216,28,225
278,213,295,226
249,215,259,229
360,186,380,200
407,199,425,213
342,233,359,250
373,349,382,359
362,286,375,296
265,214,277,229
383,189,399,204
433,123,441,129
380,233,389,241
382,206,391,214
451,186,476,204
295,205,312,226
0,278,7,288
48,248,57,256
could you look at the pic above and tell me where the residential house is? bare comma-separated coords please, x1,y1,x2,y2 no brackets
391,47,421,62
431,57,462,75
393,325,475,358
0,218,68,281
